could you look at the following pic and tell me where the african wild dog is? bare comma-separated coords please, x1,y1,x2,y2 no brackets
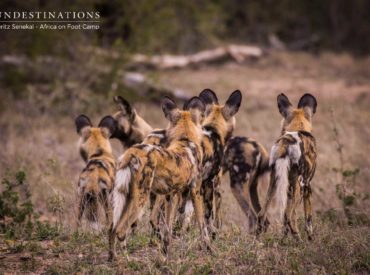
223,136,270,232
111,96,153,149
149,89,242,236
108,96,210,261
110,96,167,234
148,89,242,236
75,115,117,229
197,89,242,235
110,96,189,238
257,93,317,240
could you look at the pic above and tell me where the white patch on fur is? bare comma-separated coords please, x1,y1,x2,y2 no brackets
233,165,239,172
131,157,141,171
274,156,290,222
256,152,261,167
188,142,196,149
143,144,154,152
99,180,107,190
112,167,131,228
244,172,250,181
79,177,88,189
269,143,280,166
190,179,197,189
286,131,302,164
147,133,165,139
185,148,196,165
185,199,194,215
183,199,194,227
269,131,304,224
118,154,125,163
298,175,304,187
202,129,211,137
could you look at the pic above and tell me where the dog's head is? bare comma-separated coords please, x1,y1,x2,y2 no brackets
199,89,242,141
162,96,205,144
277,93,317,133
112,96,135,139
75,115,116,162
111,96,153,148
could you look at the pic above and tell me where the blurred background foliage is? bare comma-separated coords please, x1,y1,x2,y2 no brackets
0,0,369,56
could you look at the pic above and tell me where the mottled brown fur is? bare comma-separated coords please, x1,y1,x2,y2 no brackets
148,90,242,238
111,97,169,235
197,89,242,235
75,115,116,228
111,96,153,149
257,93,317,240
223,136,270,232
109,97,210,261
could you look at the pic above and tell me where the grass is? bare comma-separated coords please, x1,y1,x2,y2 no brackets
0,49,370,273
1,172,369,274
1,217,369,274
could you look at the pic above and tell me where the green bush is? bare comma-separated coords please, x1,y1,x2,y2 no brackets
0,171,34,239
0,170,59,240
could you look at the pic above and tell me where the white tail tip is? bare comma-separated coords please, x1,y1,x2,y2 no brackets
112,167,131,228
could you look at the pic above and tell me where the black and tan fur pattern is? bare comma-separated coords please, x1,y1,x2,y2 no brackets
110,96,168,234
142,129,168,146
75,115,117,228
142,129,169,237
110,96,190,238
223,136,269,232
148,89,243,236
109,96,210,261
197,89,242,234
257,93,317,240
111,96,153,149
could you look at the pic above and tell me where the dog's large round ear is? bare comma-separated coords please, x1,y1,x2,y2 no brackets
199,89,219,105
298,93,317,118
277,93,293,118
162,96,179,123
185,96,205,123
222,90,242,120
114,96,134,117
75,115,92,135
98,115,117,138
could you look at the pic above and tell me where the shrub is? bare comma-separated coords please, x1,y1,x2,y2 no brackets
0,170,59,240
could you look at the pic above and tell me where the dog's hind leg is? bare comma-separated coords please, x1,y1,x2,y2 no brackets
230,181,256,232
162,194,180,255
257,169,278,235
77,195,85,225
303,182,313,240
214,173,223,230
150,194,165,240
191,178,211,250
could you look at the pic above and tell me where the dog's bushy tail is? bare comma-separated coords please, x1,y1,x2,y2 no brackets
112,157,133,229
